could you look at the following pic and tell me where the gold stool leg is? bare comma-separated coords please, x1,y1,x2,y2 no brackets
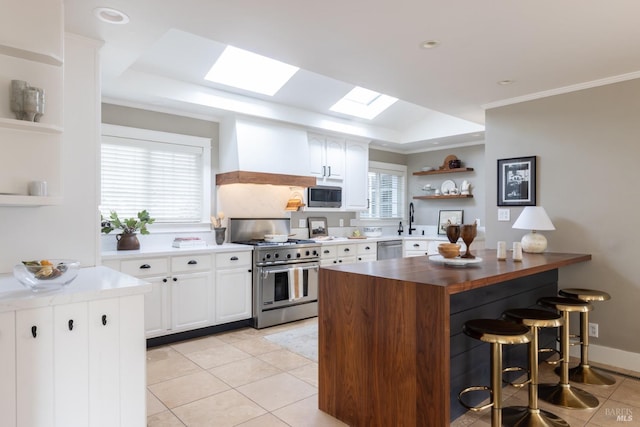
491,342,502,427
567,311,616,385
503,326,569,427
539,311,599,409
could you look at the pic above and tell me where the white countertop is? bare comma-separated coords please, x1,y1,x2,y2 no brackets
0,266,151,312
102,242,253,260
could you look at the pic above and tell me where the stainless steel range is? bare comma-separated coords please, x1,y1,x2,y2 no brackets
230,218,320,329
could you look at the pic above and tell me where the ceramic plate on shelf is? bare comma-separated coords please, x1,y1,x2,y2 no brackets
429,255,483,266
441,180,456,194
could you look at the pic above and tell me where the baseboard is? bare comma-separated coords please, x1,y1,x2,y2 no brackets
569,344,640,377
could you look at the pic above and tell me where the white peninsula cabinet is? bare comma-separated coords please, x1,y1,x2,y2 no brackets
0,267,150,427
319,242,376,266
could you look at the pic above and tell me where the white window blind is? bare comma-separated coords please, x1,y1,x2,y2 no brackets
361,162,406,219
100,125,211,223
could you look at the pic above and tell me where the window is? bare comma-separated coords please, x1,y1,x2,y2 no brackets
100,124,211,224
360,161,406,220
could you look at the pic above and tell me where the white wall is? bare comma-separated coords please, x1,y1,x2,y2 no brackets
485,79,640,363
0,34,101,273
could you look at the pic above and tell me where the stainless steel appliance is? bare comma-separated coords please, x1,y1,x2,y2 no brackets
230,218,321,329
307,185,342,208
377,240,403,260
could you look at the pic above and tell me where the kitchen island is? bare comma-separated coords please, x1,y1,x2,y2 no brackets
317,249,591,426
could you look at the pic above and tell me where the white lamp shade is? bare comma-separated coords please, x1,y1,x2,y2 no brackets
512,207,555,253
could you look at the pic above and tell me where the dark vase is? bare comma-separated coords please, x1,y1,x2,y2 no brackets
446,224,461,244
214,227,226,245
460,223,477,259
116,233,140,250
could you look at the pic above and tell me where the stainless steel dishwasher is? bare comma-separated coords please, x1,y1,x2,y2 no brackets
377,240,403,260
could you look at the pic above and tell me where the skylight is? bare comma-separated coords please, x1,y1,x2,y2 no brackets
204,46,299,96
330,86,398,120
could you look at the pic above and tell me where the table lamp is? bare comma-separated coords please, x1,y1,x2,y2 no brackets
512,206,555,253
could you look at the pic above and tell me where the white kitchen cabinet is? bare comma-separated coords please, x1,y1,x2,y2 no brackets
308,133,345,181
214,251,252,324
320,243,357,266
0,311,16,427
16,306,54,427
344,140,370,210
356,242,377,262
403,239,430,258
171,271,212,331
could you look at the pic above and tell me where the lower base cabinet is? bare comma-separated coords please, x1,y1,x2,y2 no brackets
5,294,146,427
214,251,252,324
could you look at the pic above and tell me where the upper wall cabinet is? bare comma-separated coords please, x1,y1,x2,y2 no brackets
308,133,345,181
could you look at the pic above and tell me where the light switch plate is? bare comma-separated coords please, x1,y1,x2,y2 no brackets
339,219,344,227
298,219,307,228
498,208,510,221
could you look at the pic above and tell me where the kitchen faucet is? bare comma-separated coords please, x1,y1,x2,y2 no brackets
408,202,416,235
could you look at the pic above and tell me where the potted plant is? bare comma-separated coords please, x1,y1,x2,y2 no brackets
101,210,155,250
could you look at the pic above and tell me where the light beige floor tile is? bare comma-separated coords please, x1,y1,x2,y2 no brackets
288,362,318,387
236,372,317,412
587,398,639,426
236,413,290,427
185,343,252,369
147,389,168,416
450,411,482,427
147,410,186,427
230,337,283,356
171,335,227,355
172,389,266,427
215,327,267,344
272,394,349,427
149,370,231,408
209,357,282,388
147,347,202,385
609,377,640,407
258,348,314,370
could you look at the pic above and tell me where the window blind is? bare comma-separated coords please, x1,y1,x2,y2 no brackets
361,164,405,219
101,136,204,223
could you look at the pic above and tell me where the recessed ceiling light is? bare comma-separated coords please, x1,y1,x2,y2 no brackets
205,46,299,96
420,40,440,49
498,79,515,85
94,7,130,24
330,86,398,120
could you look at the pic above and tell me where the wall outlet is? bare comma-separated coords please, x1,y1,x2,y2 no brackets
498,208,510,221
589,322,599,338
298,219,307,228
339,218,344,227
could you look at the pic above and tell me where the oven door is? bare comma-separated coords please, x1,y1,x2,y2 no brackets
257,262,319,310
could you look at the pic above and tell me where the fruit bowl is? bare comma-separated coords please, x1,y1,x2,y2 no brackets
13,260,80,292
438,243,461,259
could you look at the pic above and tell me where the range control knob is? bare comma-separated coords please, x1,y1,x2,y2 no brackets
305,250,310,256
287,253,292,259
274,253,280,258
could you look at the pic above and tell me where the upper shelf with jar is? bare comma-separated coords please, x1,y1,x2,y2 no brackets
413,155,473,176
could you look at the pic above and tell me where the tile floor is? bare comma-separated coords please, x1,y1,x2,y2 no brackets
147,318,640,426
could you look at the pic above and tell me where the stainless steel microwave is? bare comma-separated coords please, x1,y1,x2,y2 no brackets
308,185,342,208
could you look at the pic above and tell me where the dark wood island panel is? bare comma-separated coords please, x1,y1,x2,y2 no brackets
318,250,591,427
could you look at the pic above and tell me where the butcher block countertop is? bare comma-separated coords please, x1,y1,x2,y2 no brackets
317,250,592,426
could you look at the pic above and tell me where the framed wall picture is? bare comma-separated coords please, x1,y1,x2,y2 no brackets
308,217,328,238
497,156,536,206
438,210,463,235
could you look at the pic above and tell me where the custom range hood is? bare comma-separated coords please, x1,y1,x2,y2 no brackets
216,116,316,187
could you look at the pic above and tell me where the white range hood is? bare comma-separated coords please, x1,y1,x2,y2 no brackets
217,115,315,186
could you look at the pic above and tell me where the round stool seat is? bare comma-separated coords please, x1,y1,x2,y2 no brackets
463,318,531,344
559,288,610,302
538,296,592,313
503,308,563,328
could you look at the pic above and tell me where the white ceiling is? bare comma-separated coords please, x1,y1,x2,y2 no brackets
64,0,640,153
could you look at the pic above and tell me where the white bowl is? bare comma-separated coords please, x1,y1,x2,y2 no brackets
363,227,382,237
13,260,80,292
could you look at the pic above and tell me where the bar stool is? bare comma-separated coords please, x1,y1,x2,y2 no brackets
558,288,615,385
502,308,569,427
458,318,532,427
537,296,599,409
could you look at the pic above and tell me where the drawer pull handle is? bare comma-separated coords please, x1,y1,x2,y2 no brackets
102,315,107,326
365,246,370,250
344,248,350,252
68,319,74,331
140,264,151,269
163,278,168,283
230,256,239,261
413,244,419,248
31,325,37,338
188,260,198,265
323,250,330,254
173,277,178,282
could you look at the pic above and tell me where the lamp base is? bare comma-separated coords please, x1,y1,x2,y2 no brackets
521,231,547,253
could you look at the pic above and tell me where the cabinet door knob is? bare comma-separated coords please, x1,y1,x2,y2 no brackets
230,256,239,261
102,314,107,326
31,325,37,338
188,260,197,265
140,264,151,269
173,277,178,282
68,319,74,331
248,269,252,273
162,278,168,283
